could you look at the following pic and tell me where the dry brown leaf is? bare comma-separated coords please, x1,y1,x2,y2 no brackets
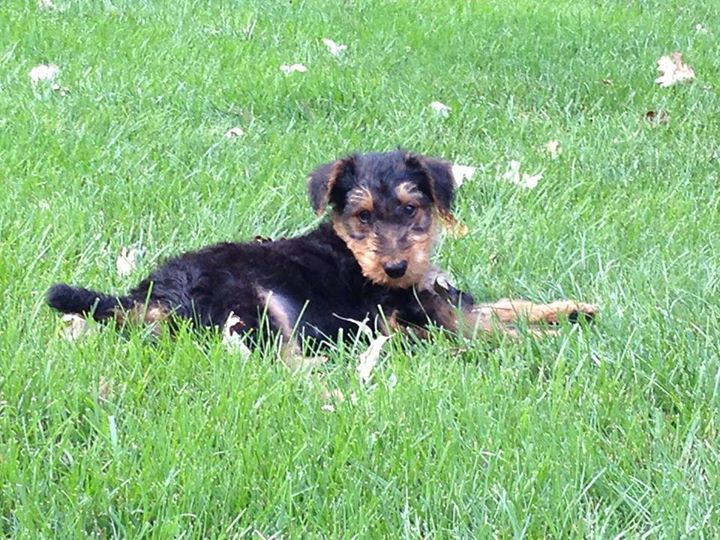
116,246,141,278
451,164,477,187
61,314,90,341
522,172,542,189
224,127,245,138
222,311,251,357
283,353,328,371
644,110,669,125
544,140,562,159
655,52,695,87
322,38,347,57
29,63,59,83
98,378,112,402
280,63,307,75
357,335,390,384
447,219,469,237
501,160,542,189
429,101,451,118
320,388,346,403
320,388,345,412
333,314,375,339
50,83,70,97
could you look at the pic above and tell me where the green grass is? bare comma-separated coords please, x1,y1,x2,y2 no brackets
2,0,720,536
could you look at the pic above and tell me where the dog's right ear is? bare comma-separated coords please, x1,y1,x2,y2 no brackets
307,156,356,215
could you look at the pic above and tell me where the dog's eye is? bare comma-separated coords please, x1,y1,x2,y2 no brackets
403,204,417,217
357,210,372,224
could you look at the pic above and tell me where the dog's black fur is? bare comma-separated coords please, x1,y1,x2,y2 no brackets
48,151,475,344
48,150,599,343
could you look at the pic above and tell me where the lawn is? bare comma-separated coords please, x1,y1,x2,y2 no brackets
2,0,720,537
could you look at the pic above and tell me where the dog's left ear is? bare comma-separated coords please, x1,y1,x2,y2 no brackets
405,154,455,219
307,156,356,215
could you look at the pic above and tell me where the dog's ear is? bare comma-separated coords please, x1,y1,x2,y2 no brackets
307,156,356,215
404,154,455,219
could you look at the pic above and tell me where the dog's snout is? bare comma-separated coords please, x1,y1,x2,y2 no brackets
383,260,408,279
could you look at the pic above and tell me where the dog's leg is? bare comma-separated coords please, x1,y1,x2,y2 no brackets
112,302,174,336
454,299,597,338
409,289,524,338
429,275,597,337
470,299,598,325
404,272,517,337
255,287,327,370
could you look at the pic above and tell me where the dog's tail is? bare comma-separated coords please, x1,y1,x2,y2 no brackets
46,284,129,321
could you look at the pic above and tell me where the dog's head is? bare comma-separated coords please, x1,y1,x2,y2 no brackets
308,150,456,288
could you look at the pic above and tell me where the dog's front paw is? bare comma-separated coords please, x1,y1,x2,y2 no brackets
566,302,599,324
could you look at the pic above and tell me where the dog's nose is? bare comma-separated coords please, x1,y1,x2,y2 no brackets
383,260,408,279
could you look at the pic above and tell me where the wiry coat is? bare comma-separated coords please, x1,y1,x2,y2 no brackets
47,150,596,344
47,151,471,344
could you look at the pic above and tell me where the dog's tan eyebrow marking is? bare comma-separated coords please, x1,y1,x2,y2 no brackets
395,182,423,205
346,187,374,211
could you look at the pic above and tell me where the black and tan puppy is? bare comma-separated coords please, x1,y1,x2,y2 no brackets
47,151,596,345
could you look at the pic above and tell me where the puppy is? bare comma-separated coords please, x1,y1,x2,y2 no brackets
47,151,596,345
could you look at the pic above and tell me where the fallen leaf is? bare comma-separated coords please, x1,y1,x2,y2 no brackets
451,164,477,187
98,378,112,401
333,306,390,382
644,110,669,124
501,160,543,189
319,388,345,412
320,388,346,403
116,246,140,277
332,314,391,383
108,415,118,447
224,127,245,138
280,63,307,75
61,314,90,341
51,83,70,97
222,311,251,357
429,101,451,118
502,159,521,181
655,52,695,87
241,20,257,39
523,172,542,189
357,334,390,384
544,140,562,159
449,220,469,237
322,38,347,57
283,352,327,371
332,313,375,339
601,79,614,86
29,63,59,83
